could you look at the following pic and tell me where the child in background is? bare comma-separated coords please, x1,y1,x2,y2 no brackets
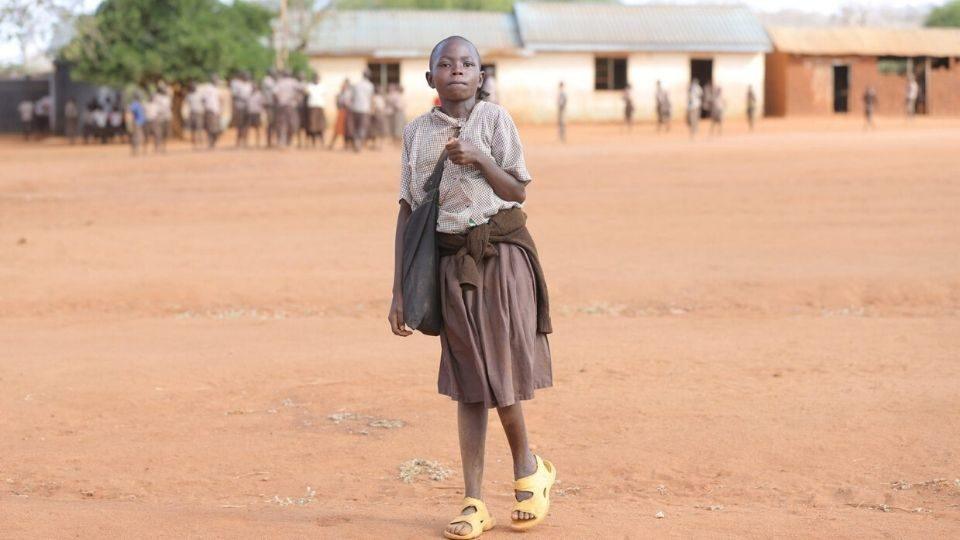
64,98,80,144
108,106,124,143
247,87,265,148
304,73,327,148
128,93,146,156
186,82,205,148
623,83,634,132
153,85,172,153
370,88,387,150
18,99,34,140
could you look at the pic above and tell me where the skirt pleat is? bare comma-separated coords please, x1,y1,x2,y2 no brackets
438,242,552,408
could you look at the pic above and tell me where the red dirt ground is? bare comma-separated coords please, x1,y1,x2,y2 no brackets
1,116,958,538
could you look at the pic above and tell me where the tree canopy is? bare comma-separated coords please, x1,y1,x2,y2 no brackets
61,0,276,87
926,0,960,27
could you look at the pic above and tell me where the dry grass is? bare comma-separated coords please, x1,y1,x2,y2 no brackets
398,459,453,483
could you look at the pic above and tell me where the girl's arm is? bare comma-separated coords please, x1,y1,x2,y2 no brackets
445,137,526,203
389,200,413,336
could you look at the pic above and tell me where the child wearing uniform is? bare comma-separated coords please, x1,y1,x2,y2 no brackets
389,36,556,540
247,88,265,148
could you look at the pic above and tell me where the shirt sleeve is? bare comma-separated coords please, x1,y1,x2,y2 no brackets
398,123,414,207
491,106,532,184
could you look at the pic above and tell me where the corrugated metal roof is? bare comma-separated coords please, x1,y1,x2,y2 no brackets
767,26,960,57
305,10,521,57
514,2,771,53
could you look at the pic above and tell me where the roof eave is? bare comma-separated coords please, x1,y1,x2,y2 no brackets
525,43,772,54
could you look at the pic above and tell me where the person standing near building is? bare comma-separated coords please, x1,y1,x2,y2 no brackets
348,70,374,152
199,74,224,149
295,71,310,148
143,90,158,151
273,70,300,148
370,87,388,150
304,73,327,148
185,82,204,148
746,85,757,131
655,80,671,133
387,83,405,145
35,95,52,138
231,71,254,147
246,86,265,148
687,78,703,139
709,85,725,136
863,86,877,130
64,98,79,144
82,100,97,144
328,79,352,150
33,94,53,137
905,76,919,120
153,84,172,153
108,105,125,143
18,99,34,140
480,66,498,104
92,103,109,144
557,81,567,142
128,92,147,156
262,69,277,147
622,83,634,132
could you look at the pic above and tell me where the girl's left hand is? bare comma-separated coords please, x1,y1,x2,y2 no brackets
445,137,482,166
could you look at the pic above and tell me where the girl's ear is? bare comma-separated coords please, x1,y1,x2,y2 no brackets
425,71,435,89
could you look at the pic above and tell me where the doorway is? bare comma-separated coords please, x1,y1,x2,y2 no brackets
833,64,849,113
690,58,713,118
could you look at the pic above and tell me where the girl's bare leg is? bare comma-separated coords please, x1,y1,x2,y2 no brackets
497,402,538,522
446,401,488,537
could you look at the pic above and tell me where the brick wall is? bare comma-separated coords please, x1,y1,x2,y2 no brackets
767,53,960,117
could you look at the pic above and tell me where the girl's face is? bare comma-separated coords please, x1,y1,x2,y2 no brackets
427,39,483,102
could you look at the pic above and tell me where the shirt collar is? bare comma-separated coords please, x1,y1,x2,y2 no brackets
430,100,485,128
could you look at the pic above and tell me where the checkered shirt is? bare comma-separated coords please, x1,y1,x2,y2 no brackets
398,100,532,234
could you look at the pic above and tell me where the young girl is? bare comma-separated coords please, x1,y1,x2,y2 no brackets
389,36,557,539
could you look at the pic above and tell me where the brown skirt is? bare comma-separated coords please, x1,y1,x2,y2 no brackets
333,107,347,136
308,107,326,134
438,242,552,408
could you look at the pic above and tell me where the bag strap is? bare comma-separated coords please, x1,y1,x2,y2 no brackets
423,149,447,194
423,127,459,193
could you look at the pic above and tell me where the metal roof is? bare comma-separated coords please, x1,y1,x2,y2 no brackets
767,26,960,57
513,2,771,53
305,10,522,58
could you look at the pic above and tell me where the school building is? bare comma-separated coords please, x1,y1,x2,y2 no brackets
306,2,771,123
764,26,960,117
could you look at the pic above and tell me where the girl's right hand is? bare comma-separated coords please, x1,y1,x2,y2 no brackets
389,294,413,337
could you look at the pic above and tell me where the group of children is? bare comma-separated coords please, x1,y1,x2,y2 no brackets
16,95,53,141
17,69,409,156
180,69,408,153
554,78,760,141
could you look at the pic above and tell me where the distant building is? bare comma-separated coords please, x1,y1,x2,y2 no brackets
306,2,771,123
765,26,960,116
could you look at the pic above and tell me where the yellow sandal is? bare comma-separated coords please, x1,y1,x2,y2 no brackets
510,454,557,531
443,497,496,540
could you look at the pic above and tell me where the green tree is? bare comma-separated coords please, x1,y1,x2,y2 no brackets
926,0,960,27
61,0,276,87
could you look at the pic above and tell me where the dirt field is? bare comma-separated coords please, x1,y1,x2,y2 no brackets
1,116,958,538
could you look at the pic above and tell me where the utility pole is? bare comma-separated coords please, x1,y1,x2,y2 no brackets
277,0,288,70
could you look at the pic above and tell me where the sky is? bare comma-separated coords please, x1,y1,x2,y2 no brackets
0,0,944,66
